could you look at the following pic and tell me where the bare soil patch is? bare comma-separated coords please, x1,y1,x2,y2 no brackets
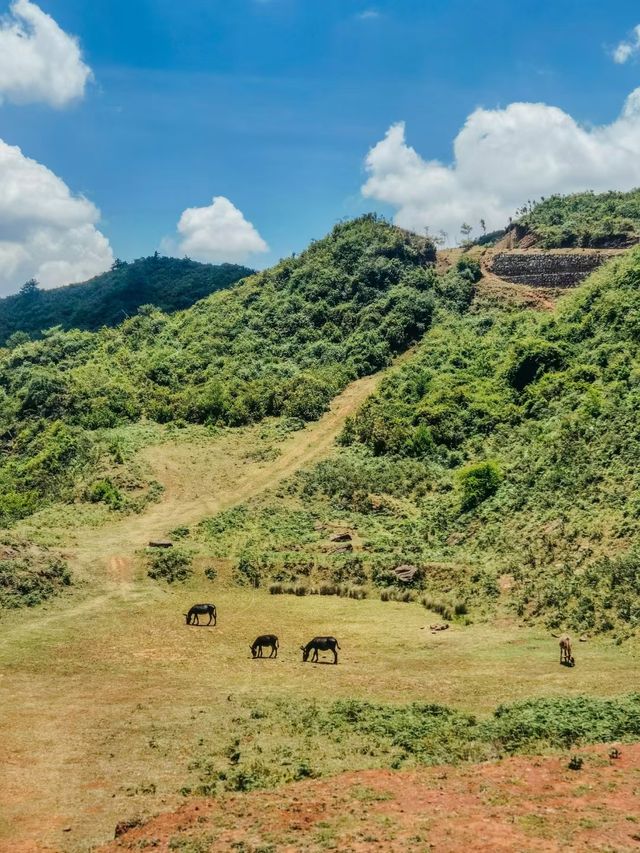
100,744,640,852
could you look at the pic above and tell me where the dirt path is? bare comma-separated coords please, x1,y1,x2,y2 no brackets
63,368,383,584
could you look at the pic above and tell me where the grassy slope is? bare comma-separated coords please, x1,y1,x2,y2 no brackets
204,249,640,637
0,255,253,345
0,217,437,533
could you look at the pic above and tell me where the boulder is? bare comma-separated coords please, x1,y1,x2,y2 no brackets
329,532,352,543
393,564,419,583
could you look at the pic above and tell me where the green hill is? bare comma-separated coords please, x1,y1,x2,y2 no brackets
0,215,439,529
514,189,640,248
274,247,640,636
4,204,640,637
0,255,253,346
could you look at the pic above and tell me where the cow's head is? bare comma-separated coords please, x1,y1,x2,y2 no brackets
184,613,191,624
251,645,258,658
301,645,310,661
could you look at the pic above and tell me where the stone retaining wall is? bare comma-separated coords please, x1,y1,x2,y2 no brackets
489,252,607,288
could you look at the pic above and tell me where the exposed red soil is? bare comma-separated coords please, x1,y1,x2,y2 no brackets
99,744,640,853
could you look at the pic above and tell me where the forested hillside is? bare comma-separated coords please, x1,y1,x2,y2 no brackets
0,216,440,528
217,248,640,637
4,208,640,637
0,256,252,346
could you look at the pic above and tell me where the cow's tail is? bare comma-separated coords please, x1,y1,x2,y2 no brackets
275,638,279,648
336,642,341,649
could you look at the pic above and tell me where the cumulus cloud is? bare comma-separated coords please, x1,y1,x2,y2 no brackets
0,139,113,294
362,89,640,242
169,196,269,264
612,25,640,64
0,0,92,107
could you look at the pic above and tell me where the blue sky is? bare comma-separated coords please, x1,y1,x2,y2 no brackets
1,0,640,292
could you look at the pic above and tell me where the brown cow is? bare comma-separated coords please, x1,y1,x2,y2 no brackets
559,634,575,666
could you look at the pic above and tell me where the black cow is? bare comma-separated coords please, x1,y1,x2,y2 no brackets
251,634,279,658
301,636,340,664
185,603,217,626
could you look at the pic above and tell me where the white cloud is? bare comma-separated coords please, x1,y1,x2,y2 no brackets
362,89,640,242
0,0,92,107
0,139,113,294
169,196,269,264
612,24,640,64
356,9,381,20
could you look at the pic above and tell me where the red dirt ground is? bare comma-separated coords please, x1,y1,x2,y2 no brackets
99,744,640,853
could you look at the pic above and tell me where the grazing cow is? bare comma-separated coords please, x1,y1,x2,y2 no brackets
185,603,216,626
301,636,340,664
559,634,575,666
251,634,279,659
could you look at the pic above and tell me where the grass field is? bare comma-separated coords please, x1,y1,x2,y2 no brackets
1,372,639,853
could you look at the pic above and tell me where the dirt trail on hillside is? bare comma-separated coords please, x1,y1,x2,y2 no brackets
1,366,388,640
69,369,382,576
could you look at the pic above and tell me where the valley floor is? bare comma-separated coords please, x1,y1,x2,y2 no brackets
0,370,639,853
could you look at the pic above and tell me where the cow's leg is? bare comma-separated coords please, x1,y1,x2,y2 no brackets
207,613,212,625
333,648,338,664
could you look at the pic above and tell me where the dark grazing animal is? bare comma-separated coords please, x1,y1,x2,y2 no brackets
185,603,216,626
251,634,279,658
559,634,575,666
301,636,340,664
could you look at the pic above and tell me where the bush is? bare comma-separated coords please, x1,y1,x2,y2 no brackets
0,555,71,609
147,548,192,583
457,460,502,512
233,552,263,588
87,478,123,510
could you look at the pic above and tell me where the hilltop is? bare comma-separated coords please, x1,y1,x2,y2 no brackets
0,255,252,346
501,189,640,250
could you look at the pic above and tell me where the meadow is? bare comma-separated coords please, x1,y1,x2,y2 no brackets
1,393,639,852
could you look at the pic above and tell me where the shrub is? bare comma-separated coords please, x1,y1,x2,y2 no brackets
233,552,263,588
0,555,71,609
147,548,192,583
457,460,502,512
87,478,123,510
204,566,217,581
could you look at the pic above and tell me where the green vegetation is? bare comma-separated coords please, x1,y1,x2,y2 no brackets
195,247,640,636
328,247,640,634
0,216,436,531
0,255,252,345
147,547,193,583
187,693,640,794
516,189,640,248
0,541,70,608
